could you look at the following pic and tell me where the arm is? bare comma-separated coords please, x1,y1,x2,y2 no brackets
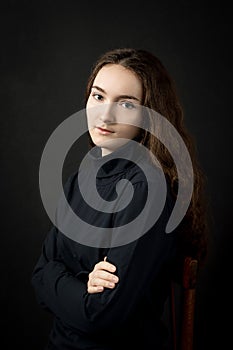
84,178,177,328
32,176,176,334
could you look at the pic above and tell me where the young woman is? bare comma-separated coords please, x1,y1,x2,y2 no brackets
31,48,209,349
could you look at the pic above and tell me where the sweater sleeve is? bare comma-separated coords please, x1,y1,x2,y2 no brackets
31,175,177,334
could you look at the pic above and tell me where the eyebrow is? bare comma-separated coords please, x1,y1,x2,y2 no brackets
92,85,140,102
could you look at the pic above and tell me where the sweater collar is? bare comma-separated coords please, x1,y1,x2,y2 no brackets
87,140,143,178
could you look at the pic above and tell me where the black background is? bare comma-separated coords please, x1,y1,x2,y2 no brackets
1,1,232,349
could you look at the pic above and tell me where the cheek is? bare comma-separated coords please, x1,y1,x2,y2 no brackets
120,112,143,134
120,125,141,138
116,110,142,128
86,108,97,130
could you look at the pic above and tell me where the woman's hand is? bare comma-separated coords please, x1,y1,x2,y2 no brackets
87,257,119,294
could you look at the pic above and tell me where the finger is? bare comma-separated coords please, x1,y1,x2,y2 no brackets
88,285,104,294
94,260,116,272
91,277,116,289
93,270,119,283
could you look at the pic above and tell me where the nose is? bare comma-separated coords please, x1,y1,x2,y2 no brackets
99,103,116,124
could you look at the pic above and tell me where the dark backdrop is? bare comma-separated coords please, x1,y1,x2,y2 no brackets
1,1,232,349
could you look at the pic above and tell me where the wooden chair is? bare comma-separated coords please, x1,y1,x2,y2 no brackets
170,256,199,350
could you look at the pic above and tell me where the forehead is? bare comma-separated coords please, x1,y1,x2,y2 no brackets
93,64,142,99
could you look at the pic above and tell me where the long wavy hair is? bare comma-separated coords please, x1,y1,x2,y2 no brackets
84,48,209,266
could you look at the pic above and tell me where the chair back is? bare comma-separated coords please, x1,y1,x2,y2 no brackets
170,256,199,350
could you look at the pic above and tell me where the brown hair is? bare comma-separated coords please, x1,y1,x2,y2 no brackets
84,48,209,265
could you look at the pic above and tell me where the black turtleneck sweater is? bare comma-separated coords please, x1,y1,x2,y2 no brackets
31,141,177,350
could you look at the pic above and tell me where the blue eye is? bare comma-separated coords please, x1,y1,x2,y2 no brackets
120,101,135,109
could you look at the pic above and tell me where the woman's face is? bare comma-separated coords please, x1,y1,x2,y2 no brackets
86,64,143,156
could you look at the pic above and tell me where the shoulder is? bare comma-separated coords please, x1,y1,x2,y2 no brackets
127,160,164,188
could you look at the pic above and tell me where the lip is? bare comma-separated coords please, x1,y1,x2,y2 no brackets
96,126,114,135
